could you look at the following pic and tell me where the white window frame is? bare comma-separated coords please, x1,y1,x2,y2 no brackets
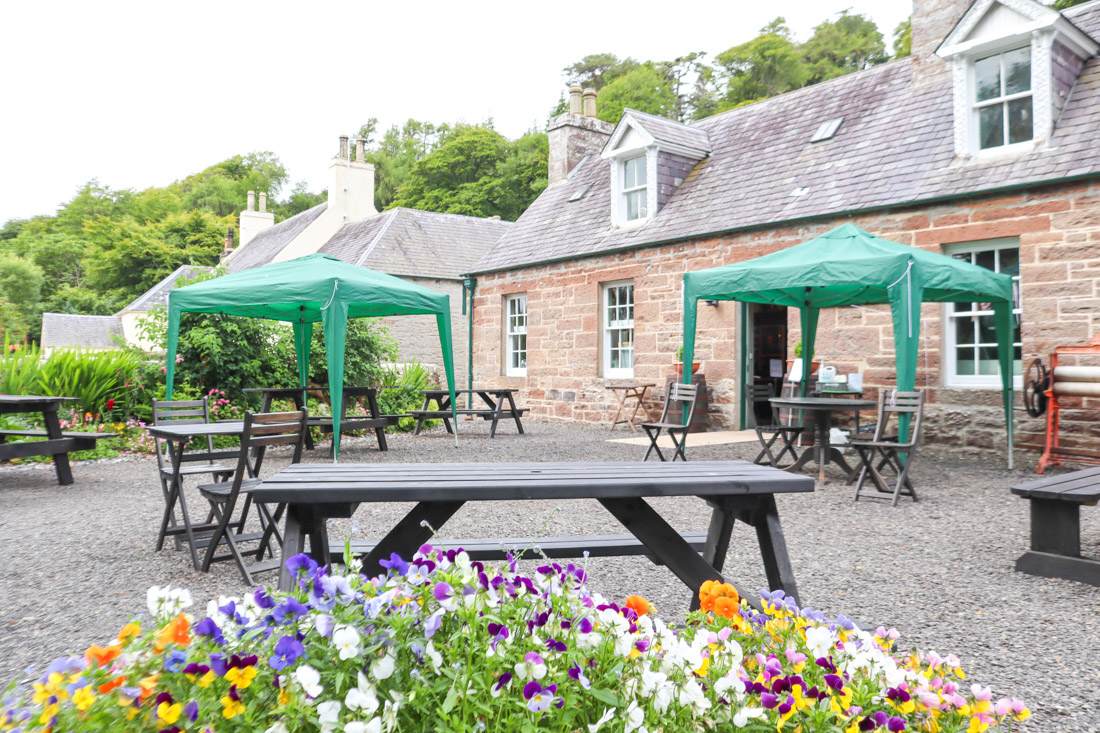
504,293,527,377
971,46,1034,154
943,238,1022,389
621,155,648,223
601,280,635,379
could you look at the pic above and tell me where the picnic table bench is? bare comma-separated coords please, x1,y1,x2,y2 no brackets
253,460,814,611
0,395,117,485
245,387,402,452
1011,467,1100,586
410,388,527,438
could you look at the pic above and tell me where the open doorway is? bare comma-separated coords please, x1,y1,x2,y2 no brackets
750,303,788,425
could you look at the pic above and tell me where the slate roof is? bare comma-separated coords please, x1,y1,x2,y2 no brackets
225,203,327,273
40,314,124,350
472,1,1100,274
618,109,711,154
118,265,213,313
319,208,512,280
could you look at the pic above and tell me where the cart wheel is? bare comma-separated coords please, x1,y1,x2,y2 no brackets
1023,358,1049,418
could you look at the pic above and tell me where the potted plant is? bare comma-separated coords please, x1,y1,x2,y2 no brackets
675,346,701,377
786,341,821,378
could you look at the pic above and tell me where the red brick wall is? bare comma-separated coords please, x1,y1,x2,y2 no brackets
471,181,1100,455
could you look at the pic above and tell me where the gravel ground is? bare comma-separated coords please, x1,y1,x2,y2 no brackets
1,418,1098,731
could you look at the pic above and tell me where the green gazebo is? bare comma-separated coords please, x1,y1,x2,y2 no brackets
680,224,1017,466
165,254,458,459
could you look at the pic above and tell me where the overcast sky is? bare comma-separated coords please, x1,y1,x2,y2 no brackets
0,0,910,225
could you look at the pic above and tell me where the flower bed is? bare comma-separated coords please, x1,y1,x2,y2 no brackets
1,547,1030,732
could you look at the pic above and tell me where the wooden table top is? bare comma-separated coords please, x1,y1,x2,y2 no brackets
0,395,79,413
770,396,877,411
253,460,814,504
420,388,520,395
606,383,656,390
144,421,246,440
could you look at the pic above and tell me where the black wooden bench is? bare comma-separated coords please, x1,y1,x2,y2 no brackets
412,389,527,438
0,431,117,459
246,386,402,452
1011,467,1100,586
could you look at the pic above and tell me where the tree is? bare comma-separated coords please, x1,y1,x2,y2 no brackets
715,19,808,110
388,127,509,218
1053,0,1091,8
362,119,449,211
596,65,678,123
274,181,327,219
802,10,889,84
172,152,288,217
496,130,549,220
0,255,43,342
21,233,88,288
893,18,911,59
563,54,640,91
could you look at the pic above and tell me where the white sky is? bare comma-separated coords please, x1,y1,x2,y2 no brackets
0,0,910,225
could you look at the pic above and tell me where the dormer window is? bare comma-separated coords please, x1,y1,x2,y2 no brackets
975,47,1032,150
622,156,648,221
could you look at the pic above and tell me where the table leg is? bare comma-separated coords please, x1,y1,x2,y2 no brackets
42,408,73,486
480,392,504,438
295,394,316,451
609,390,628,431
691,506,737,611
753,495,800,607
815,416,829,483
413,394,431,436
277,506,307,592
367,390,388,451
362,500,465,575
504,392,524,435
438,395,454,435
598,497,761,613
628,387,653,431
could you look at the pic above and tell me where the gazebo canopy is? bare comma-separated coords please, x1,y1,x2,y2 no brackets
165,253,458,459
681,224,1017,465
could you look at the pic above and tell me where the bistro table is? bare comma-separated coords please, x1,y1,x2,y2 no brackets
606,383,656,432
144,421,246,570
770,396,877,482
410,388,527,438
0,395,116,485
253,460,814,610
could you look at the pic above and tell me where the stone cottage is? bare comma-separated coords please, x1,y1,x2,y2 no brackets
465,0,1100,455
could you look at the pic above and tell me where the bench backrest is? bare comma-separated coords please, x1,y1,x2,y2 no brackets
745,383,780,428
151,398,217,471
869,390,925,448
658,382,700,426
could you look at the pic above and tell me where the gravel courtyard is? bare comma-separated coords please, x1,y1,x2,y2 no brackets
1,418,1097,731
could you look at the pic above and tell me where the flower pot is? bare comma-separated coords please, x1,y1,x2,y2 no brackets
674,361,701,377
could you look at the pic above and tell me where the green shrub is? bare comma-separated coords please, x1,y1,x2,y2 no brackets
36,348,144,417
0,342,43,395
378,360,441,431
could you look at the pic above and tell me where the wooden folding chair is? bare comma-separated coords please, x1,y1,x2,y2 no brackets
198,409,308,584
746,383,804,468
641,382,698,462
152,398,235,553
849,390,924,506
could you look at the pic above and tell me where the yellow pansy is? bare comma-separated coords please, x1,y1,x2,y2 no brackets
72,686,96,711
221,694,246,719
226,665,258,689
158,701,183,725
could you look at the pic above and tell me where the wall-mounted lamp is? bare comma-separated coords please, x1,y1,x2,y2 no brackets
704,299,720,307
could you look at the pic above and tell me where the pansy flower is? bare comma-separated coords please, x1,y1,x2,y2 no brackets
523,681,558,713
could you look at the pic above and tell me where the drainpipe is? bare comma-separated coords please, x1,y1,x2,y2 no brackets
462,276,477,409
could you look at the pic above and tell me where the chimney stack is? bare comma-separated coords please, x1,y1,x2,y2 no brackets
911,0,972,85
221,227,235,258
328,135,377,221
338,135,349,160
547,86,614,186
568,85,583,114
258,192,267,213
240,191,274,249
246,190,255,211
355,137,365,162
582,87,597,117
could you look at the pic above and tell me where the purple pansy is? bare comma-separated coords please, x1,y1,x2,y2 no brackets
269,636,303,671
523,681,558,713
567,664,591,690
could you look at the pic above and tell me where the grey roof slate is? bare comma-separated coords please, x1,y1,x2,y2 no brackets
40,314,124,350
225,203,327,273
472,4,1100,274
618,108,711,154
118,265,213,313
319,208,512,279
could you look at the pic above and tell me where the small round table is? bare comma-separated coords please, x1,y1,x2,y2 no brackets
769,396,877,482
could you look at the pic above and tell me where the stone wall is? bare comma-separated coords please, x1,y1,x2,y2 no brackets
470,180,1100,456
379,277,469,385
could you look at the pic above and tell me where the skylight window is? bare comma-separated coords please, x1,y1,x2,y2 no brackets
568,186,589,202
811,117,844,143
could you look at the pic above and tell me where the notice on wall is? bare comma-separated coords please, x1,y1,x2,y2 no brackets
769,359,784,378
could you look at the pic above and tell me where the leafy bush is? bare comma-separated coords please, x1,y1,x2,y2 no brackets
0,550,1031,732
36,349,146,417
377,361,440,431
0,342,43,395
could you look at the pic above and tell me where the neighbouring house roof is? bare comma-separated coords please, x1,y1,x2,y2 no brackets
224,203,328,273
40,313,124,350
471,2,1100,274
319,208,513,280
118,264,214,313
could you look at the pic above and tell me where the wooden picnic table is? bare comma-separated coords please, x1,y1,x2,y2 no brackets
253,460,814,610
606,383,656,432
770,396,878,482
1011,467,1100,586
243,387,400,452
410,388,527,438
0,395,116,485
144,421,247,570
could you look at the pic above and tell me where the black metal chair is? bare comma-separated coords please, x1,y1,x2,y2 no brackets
746,383,804,468
197,409,308,584
641,382,699,461
152,398,235,553
849,390,924,506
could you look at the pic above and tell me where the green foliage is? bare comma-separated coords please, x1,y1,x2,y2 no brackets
715,20,808,111
388,126,548,221
0,342,43,395
36,349,146,416
595,64,678,123
1053,0,1091,8
172,152,289,217
0,255,44,342
272,181,327,220
802,10,889,84
361,118,454,211
40,285,123,316
19,233,88,288
893,18,912,59
304,319,398,391
377,360,441,431
563,53,640,91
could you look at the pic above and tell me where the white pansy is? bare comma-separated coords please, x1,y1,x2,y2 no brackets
639,669,667,697
294,664,323,697
623,700,648,733
372,652,396,681
714,672,746,697
146,585,193,620
381,697,401,732
652,679,675,713
346,673,380,715
425,641,443,674
345,719,381,733
263,724,289,733
805,626,835,659
679,680,712,715
733,706,766,727
614,633,636,657
588,707,615,732
334,625,362,660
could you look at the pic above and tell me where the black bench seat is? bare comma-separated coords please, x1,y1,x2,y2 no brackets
1011,467,1100,587
0,429,118,461
407,409,530,419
